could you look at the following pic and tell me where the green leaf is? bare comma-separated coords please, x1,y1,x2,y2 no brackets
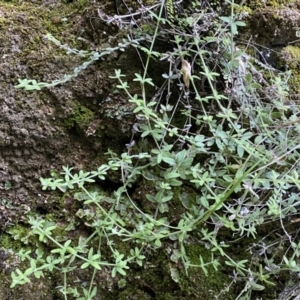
170,265,180,283
164,171,180,180
251,83,262,89
249,282,265,291
235,21,246,27
154,239,162,247
162,157,176,166
237,145,244,158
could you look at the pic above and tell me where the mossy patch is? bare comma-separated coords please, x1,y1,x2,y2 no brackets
64,104,94,132
280,45,300,68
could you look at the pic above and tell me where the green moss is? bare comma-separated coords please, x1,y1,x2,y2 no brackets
280,45,300,69
75,0,88,9
7,224,33,246
286,69,300,93
138,24,157,36
115,242,237,299
0,233,23,251
279,46,300,93
64,105,94,130
246,0,294,9
178,244,236,300
240,5,253,15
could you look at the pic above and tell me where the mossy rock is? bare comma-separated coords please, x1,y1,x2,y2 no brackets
280,45,300,68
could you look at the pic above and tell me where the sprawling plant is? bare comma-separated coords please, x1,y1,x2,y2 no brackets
11,0,300,299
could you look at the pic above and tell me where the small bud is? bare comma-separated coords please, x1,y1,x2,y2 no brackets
181,59,191,89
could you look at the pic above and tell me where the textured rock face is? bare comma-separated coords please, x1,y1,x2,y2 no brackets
0,1,138,225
